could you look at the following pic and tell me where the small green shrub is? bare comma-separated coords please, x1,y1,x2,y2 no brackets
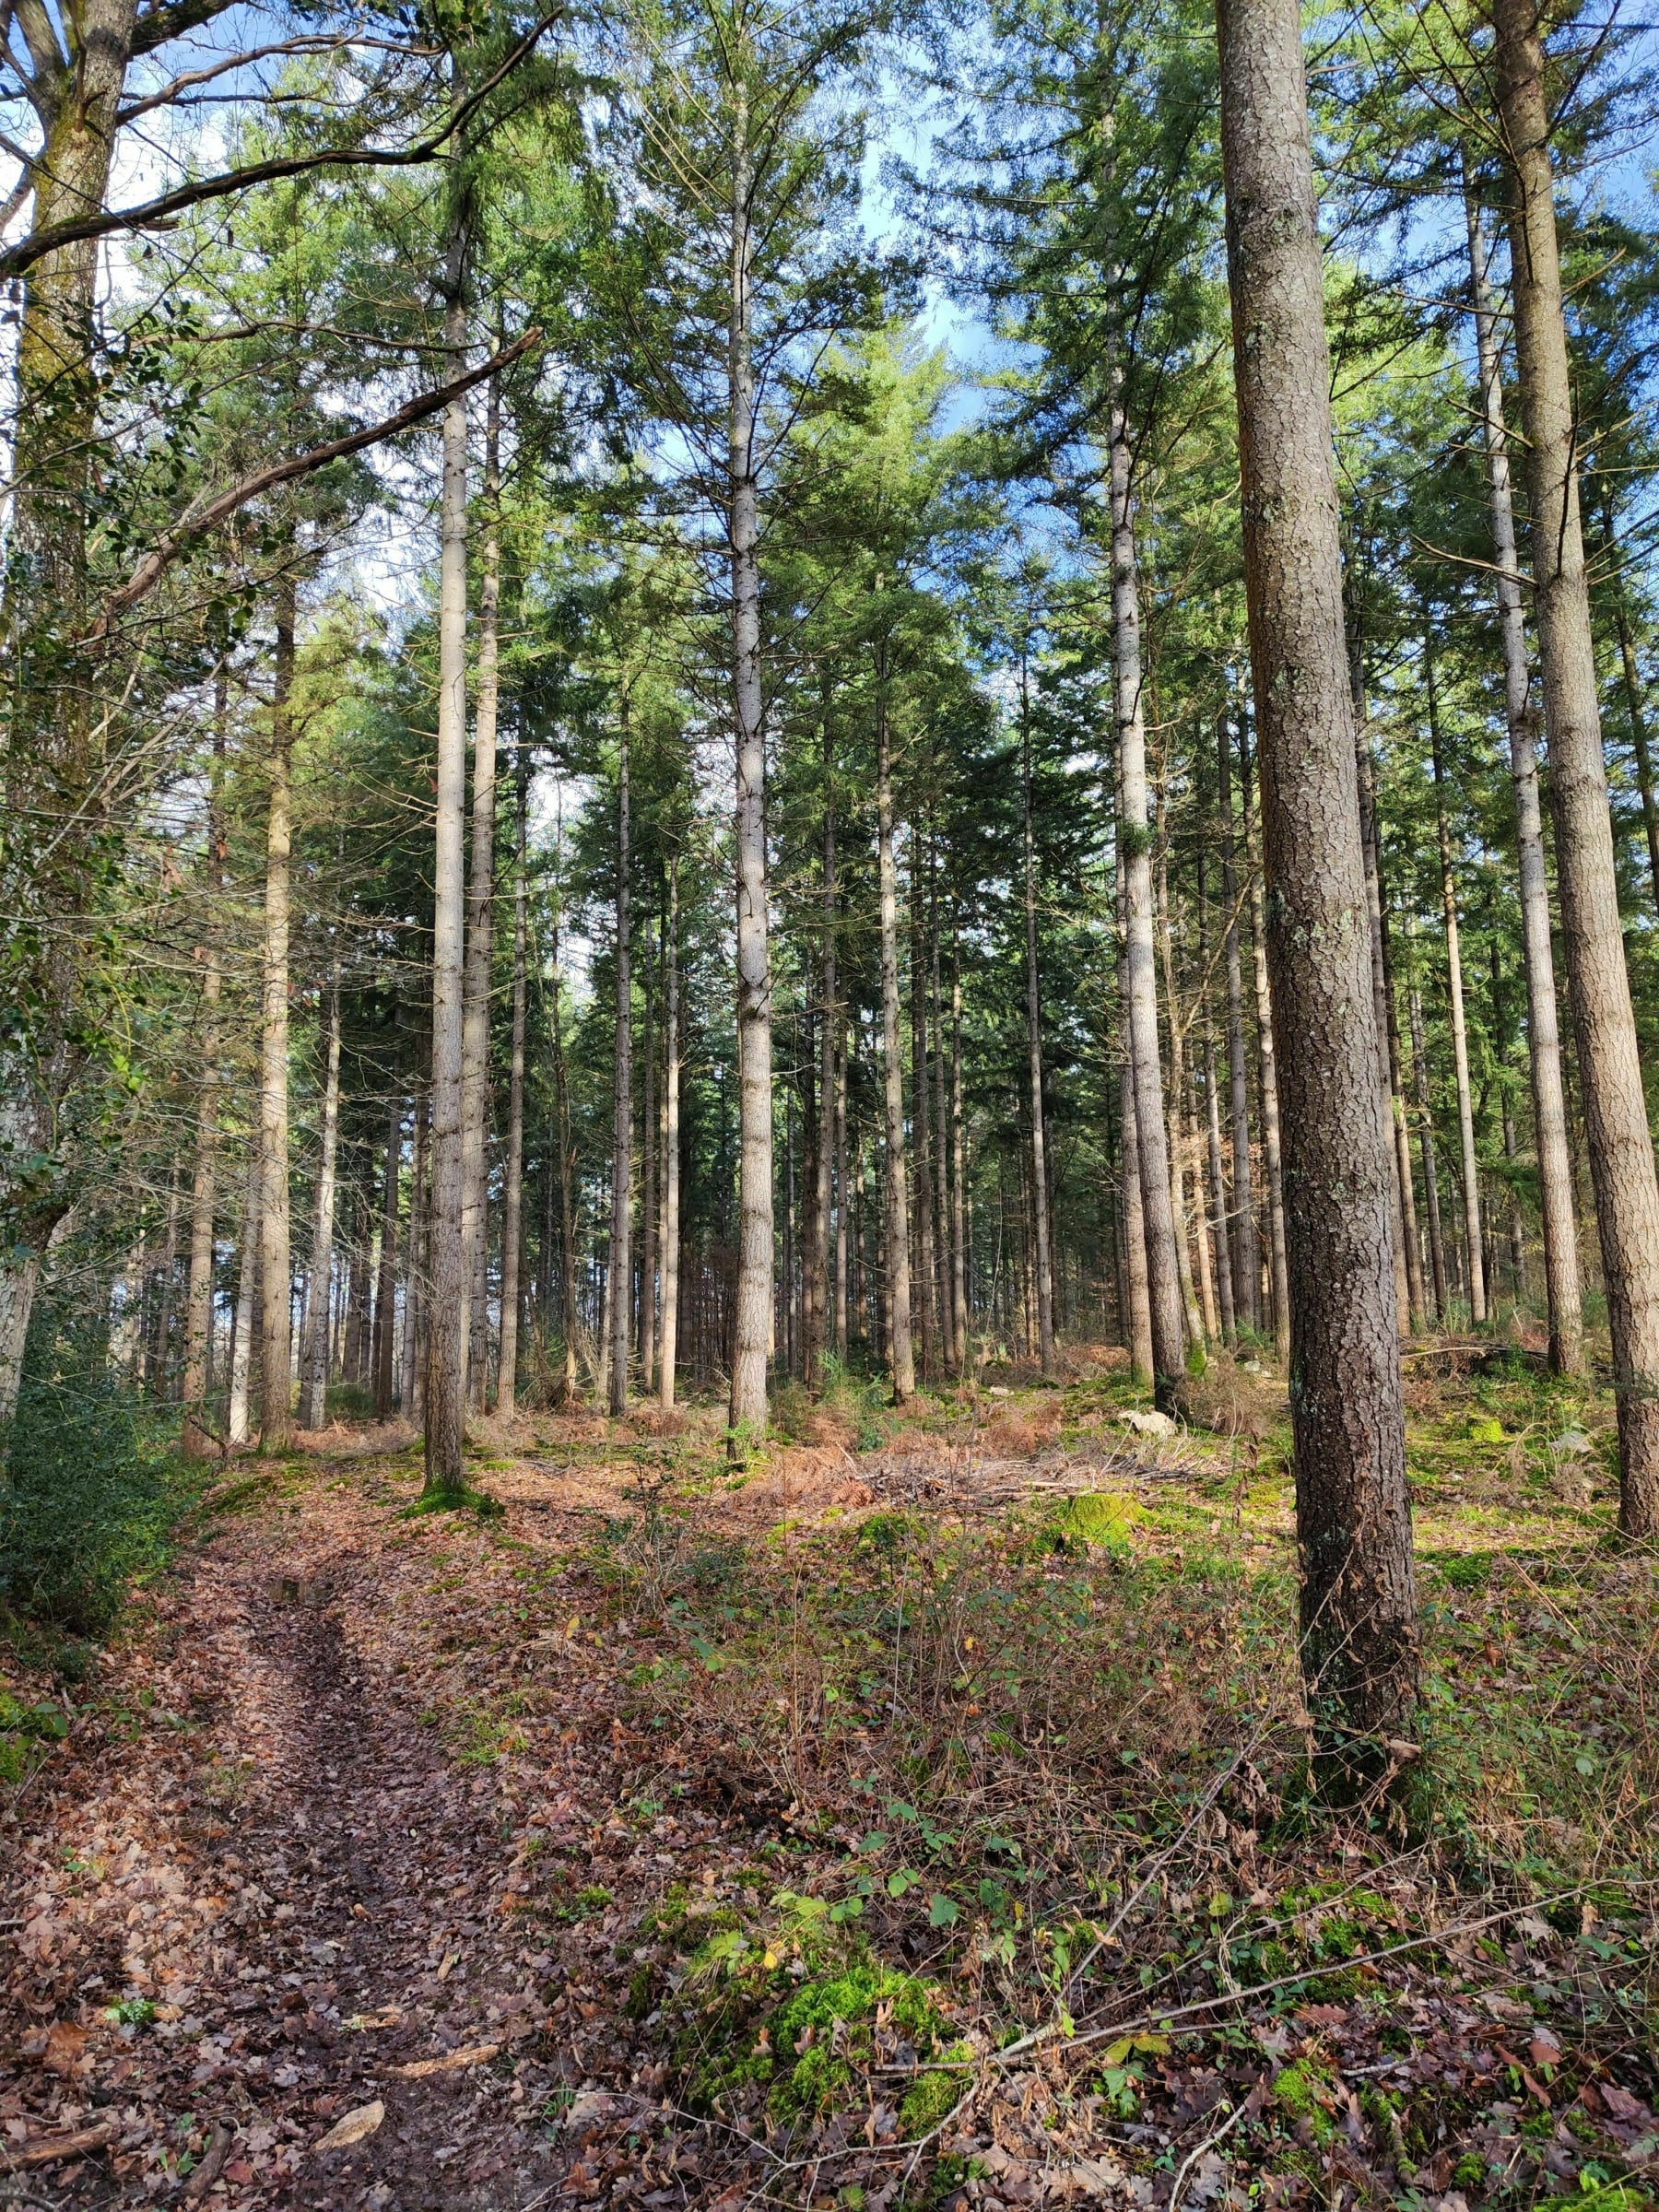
2,1324,199,1637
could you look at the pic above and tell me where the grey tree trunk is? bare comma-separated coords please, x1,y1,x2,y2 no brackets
1206,1019,1237,1341
403,1079,428,1422
182,715,227,1458
1495,0,1659,1531
422,273,472,1499
1408,973,1449,1322
1111,401,1185,1402
877,700,915,1402
259,574,297,1450
460,375,501,1412
1425,629,1488,1326
1157,809,1206,1349
550,817,582,1406
1464,171,1583,1371
1218,713,1259,1329
229,1150,259,1447
1019,682,1057,1374
727,86,773,1446
949,947,969,1368
806,746,836,1388
1241,737,1291,1359
608,713,633,1418
835,1017,852,1357
1216,0,1418,1743
498,761,528,1418
298,960,342,1431
660,861,682,1411
640,917,658,1394
374,1102,400,1421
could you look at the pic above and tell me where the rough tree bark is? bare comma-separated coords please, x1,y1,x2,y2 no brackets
182,712,228,1457
258,574,297,1450
498,757,528,1417
1217,0,1418,1743
422,255,472,1499
876,695,915,1403
1493,0,1659,1530
1425,624,1488,1327
1111,401,1186,1401
660,860,682,1411
608,712,633,1418
298,958,342,1432
1218,712,1259,1330
459,374,502,1410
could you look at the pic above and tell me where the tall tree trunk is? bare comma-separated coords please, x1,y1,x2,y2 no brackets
460,374,502,1412
374,1101,400,1421
609,712,633,1418
1019,681,1057,1375
1158,801,1206,1349
640,916,659,1394
0,0,145,1420
1111,398,1185,1403
1494,0,1659,1528
877,697,915,1402
660,861,682,1411
1241,733,1291,1359
259,573,297,1450
1379,897,1428,1335
835,1017,852,1357
1217,0,1418,1745
929,886,957,1372
550,829,582,1406
912,848,941,1380
1464,166,1583,1371
498,759,528,1418
1218,712,1259,1329
182,712,228,1457
423,261,472,1499
949,941,969,1369
1347,625,1414,1336
1206,1019,1238,1342
728,86,773,1445
229,1151,259,1447
1409,975,1449,1322
298,959,343,1431
806,737,836,1388
1611,559,1659,919
1425,627,1488,1326
404,1077,429,1423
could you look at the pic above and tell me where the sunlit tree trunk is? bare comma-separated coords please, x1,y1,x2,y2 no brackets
1462,172,1583,1371
498,760,528,1416
1217,0,1418,1742
1157,801,1206,1349
609,712,633,1418
298,959,342,1431
1218,712,1259,1330
1425,629,1487,1326
949,942,969,1369
404,1077,429,1423
1205,1019,1237,1342
640,916,659,1394
1111,396,1185,1403
423,262,472,1498
660,861,682,1411
912,850,941,1380
459,378,501,1410
373,1101,400,1421
182,714,228,1457
229,1153,259,1447
806,740,836,1388
1241,735,1291,1359
727,86,774,1444
877,695,915,1402
835,1016,852,1358
259,575,297,1450
550,823,582,1406
1494,0,1659,1527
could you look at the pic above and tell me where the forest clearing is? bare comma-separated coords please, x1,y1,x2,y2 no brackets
5,0,1659,2196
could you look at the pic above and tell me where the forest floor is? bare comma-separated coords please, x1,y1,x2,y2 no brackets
2,1347,1657,2212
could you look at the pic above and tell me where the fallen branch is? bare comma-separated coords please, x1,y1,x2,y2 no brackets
87,328,539,640
12,2115,122,2166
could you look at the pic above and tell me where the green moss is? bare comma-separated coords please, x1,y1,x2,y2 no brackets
1050,1492,1144,1557
900,2065,964,2136
1273,2061,1337,2144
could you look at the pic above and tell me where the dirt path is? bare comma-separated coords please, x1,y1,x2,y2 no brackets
1,1456,686,2209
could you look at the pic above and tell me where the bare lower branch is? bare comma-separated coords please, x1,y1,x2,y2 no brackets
87,328,539,641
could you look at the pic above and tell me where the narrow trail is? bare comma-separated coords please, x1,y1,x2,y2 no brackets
1,1453,692,2210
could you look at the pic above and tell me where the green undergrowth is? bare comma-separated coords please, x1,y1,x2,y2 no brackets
641,1883,967,2134
1,1320,204,1643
